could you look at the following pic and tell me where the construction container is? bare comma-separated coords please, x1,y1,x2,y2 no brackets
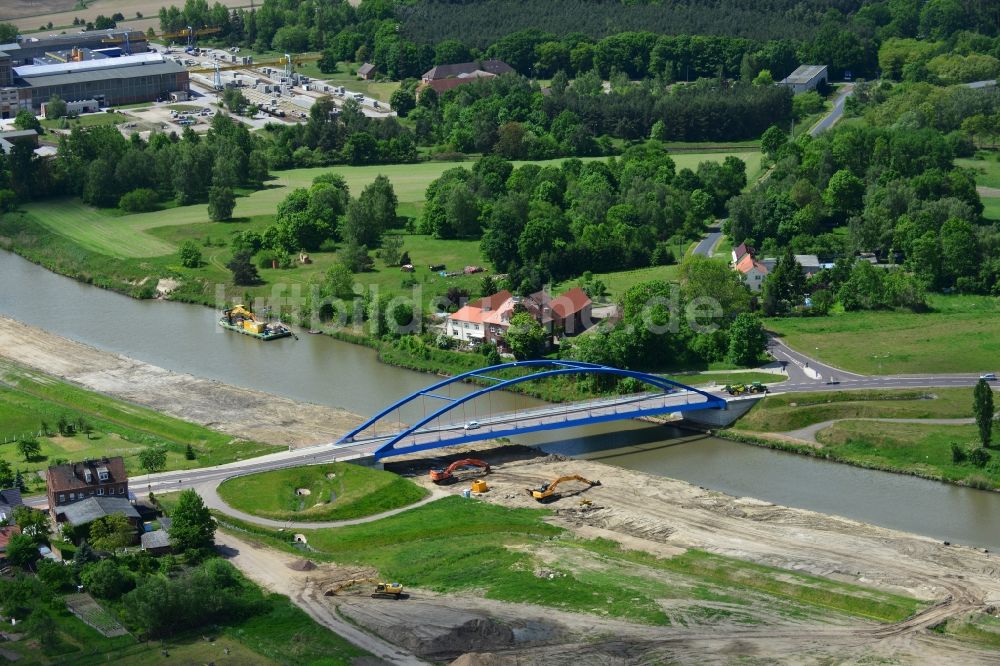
242,320,266,334
471,480,488,493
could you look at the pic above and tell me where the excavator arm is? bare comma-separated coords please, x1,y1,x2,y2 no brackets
429,458,490,483
529,475,601,501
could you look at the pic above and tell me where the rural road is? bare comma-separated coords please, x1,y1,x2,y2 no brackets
784,416,981,444
692,223,723,257
810,83,854,136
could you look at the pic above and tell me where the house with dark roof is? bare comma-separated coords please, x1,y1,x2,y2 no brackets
421,59,514,83
54,496,141,545
357,62,376,80
732,242,754,265
0,488,23,524
140,528,171,556
46,457,129,522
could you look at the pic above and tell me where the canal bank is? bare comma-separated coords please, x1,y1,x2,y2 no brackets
3,251,1000,549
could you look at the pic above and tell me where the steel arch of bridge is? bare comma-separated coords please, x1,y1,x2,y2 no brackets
337,360,727,460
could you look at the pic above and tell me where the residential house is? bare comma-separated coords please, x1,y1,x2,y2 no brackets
445,290,512,343
529,287,593,336
731,242,754,266
0,488,23,525
794,254,821,279
445,287,594,346
46,457,128,522
418,59,514,98
0,128,38,155
357,63,376,80
53,496,141,544
734,252,770,292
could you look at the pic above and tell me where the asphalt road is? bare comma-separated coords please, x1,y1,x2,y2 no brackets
692,224,723,257
810,83,854,136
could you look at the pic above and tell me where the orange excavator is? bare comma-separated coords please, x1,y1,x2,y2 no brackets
429,458,490,484
528,475,601,502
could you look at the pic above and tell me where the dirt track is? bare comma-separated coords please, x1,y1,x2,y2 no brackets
0,316,360,446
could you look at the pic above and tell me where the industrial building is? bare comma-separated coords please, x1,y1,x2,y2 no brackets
0,30,184,117
779,64,828,95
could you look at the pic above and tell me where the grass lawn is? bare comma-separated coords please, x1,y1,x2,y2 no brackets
766,294,1000,374
218,495,922,626
815,420,999,490
0,359,279,490
298,61,401,101
664,371,786,388
982,195,1000,222
553,264,682,302
935,612,1000,649
956,155,1000,189
40,112,128,131
217,462,428,521
732,388,975,432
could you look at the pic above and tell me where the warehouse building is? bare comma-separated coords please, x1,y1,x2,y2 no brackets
779,64,828,94
0,30,148,67
1,52,188,115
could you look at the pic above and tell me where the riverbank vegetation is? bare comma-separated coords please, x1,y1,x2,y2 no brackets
216,495,924,625
217,462,429,522
0,359,279,492
732,388,975,433
728,386,1000,490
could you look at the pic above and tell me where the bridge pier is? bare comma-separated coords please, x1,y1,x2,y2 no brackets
681,396,762,428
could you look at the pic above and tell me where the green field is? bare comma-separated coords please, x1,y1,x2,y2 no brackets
766,294,1000,374
217,462,428,521
39,112,129,131
815,420,998,489
296,61,401,102
956,156,1000,189
23,151,759,260
217,495,922,626
732,388,975,432
664,371,786,387
983,195,1000,222
0,359,279,490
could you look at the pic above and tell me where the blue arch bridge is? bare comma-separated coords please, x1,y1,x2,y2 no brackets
335,360,730,461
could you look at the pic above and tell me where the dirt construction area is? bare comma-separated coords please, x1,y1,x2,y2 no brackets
217,442,1000,664
0,316,360,446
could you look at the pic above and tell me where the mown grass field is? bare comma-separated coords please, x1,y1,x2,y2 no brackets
218,495,923,626
814,420,999,490
217,462,428,522
956,156,1000,189
766,295,1000,374
732,388,975,432
39,111,128,131
0,359,279,488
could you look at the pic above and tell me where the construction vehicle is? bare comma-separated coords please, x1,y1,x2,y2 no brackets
325,578,404,599
429,458,490,484
218,305,292,341
725,382,767,396
528,475,601,502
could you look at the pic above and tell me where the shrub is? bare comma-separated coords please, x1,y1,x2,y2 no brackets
968,447,991,468
118,188,159,213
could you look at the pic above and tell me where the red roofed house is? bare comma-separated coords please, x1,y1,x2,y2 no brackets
0,525,21,563
445,287,593,347
445,290,512,343
734,252,769,292
731,242,754,265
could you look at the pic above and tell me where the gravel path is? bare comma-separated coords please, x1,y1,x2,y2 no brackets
784,416,977,443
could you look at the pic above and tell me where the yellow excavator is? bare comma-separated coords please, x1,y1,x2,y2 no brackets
325,578,405,599
528,475,601,502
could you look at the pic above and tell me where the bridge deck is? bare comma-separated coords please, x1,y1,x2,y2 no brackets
348,390,726,459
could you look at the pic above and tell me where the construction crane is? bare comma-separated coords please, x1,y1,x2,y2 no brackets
528,475,601,502
429,459,490,484
158,25,222,48
325,578,404,599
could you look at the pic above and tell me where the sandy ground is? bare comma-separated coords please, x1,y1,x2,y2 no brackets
0,316,360,446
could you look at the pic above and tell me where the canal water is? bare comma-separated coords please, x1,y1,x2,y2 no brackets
2,252,1000,549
